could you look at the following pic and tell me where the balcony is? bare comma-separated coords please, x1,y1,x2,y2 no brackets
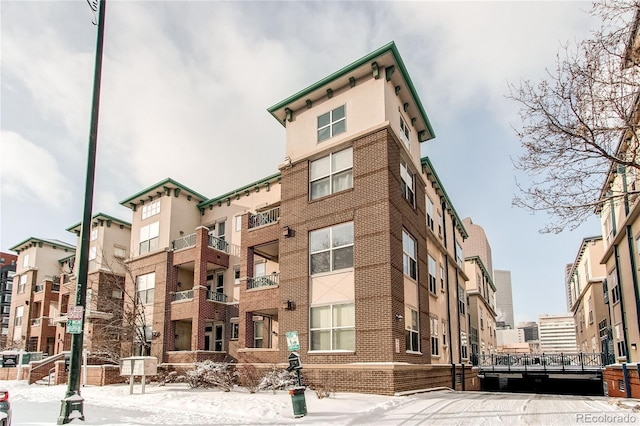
34,284,44,293
173,289,194,302
31,318,41,327
208,236,229,253
247,273,279,290
172,233,197,250
206,291,227,303
249,207,280,229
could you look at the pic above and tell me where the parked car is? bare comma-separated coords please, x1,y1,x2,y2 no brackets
0,388,11,426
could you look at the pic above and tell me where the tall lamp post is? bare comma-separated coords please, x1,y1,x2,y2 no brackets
58,0,106,423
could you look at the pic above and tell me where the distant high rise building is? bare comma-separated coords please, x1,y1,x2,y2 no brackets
538,314,577,353
462,218,493,276
493,270,514,330
0,253,17,347
518,321,539,342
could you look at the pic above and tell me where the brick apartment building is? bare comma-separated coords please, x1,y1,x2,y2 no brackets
115,42,476,394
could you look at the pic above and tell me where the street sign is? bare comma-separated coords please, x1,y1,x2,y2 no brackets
68,306,84,320
67,319,83,334
286,331,300,351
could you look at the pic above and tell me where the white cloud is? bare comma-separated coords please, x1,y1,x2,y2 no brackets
1,131,74,210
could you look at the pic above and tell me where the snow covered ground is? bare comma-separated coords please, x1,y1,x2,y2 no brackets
3,380,639,425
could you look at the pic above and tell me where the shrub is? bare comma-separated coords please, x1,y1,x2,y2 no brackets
185,360,236,391
258,365,298,393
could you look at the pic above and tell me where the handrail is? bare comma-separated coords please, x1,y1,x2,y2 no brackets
206,291,227,303
172,233,196,250
173,290,194,301
208,236,229,253
248,206,280,229
247,273,279,290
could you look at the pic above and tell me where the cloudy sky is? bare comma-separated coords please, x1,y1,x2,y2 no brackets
1,1,603,324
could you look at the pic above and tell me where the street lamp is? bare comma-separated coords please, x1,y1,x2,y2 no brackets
58,0,106,423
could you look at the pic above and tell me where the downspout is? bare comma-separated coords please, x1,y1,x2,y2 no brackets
453,218,463,391
622,167,640,362
442,200,455,389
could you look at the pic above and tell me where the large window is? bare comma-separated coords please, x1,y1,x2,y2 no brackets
405,307,419,352
402,230,417,280
310,147,353,200
310,222,354,275
310,303,354,351
136,273,155,305
430,317,439,356
139,222,159,255
18,275,27,294
317,105,346,142
428,255,437,294
141,199,161,220
400,158,415,206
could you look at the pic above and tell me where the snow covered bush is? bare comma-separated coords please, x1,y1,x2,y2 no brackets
185,360,236,391
257,365,298,393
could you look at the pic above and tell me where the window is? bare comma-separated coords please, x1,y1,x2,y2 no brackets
216,221,226,241
14,306,23,326
254,320,264,348
310,222,354,275
235,215,242,232
18,275,27,294
215,272,224,294
402,230,417,280
442,321,447,347
214,324,223,352
2,306,9,314
604,211,614,245
399,115,410,147
139,222,159,255
234,266,240,285
400,158,415,206
230,321,239,340
458,286,466,315
310,303,355,351
428,255,437,294
430,317,439,356
480,307,484,330
3,294,11,303
114,246,127,259
440,265,445,291
455,241,463,268
588,297,593,324
317,105,346,142
610,271,621,304
426,197,434,231
405,307,420,352
89,246,97,261
141,199,161,220
310,147,353,200
136,273,155,305
437,212,443,236
23,254,29,269
254,263,266,278
90,228,98,241
460,331,468,359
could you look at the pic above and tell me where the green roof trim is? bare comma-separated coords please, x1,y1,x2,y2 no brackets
464,255,497,292
267,41,435,141
65,212,131,233
198,172,282,210
420,156,468,239
120,178,207,208
9,237,76,253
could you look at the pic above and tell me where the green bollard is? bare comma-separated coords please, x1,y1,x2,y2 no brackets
289,386,307,418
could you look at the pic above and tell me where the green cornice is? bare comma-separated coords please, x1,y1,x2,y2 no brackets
198,172,281,210
9,237,76,254
464,255,497,292
420,156,468,239
66,212,131,233
267,41,435,142
120,178,207,210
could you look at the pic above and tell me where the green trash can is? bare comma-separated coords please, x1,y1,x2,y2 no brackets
289,386,307,418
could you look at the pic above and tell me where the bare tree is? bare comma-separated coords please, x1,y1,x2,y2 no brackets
509,0,640,233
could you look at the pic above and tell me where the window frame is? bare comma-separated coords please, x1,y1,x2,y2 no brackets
317,105,346,142
405,307,420,353
139,221,160,255
428,255,437,294
309,222,354,276
136,272,155,305
309,147,353,200
402,230,417,280
141,199,161,220
309,303,355,352
400,158,415,207
430,316,439,356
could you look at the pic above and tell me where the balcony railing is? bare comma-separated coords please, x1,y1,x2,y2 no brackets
31,318,41,327
173,290,194,301
34,284,44,293
208,236,229,253
172,233,196,250
52,283,60,292
207,291,227,303
248,207,280,229
247,273,279,290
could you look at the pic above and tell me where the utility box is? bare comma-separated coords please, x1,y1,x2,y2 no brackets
120,356,158,395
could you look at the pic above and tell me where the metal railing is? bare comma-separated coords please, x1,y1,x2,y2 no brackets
172,233,196,250
208,236,229,253
248,206,280,229
475,352,610,372
172,289,194,301
51,283,60,292
206,291,227,303
34,284,44,293
31,318,41,327
247,273,279,290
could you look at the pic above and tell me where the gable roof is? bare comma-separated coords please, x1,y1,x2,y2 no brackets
9,237,76,254
66,212,131,234
120,178,207,210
